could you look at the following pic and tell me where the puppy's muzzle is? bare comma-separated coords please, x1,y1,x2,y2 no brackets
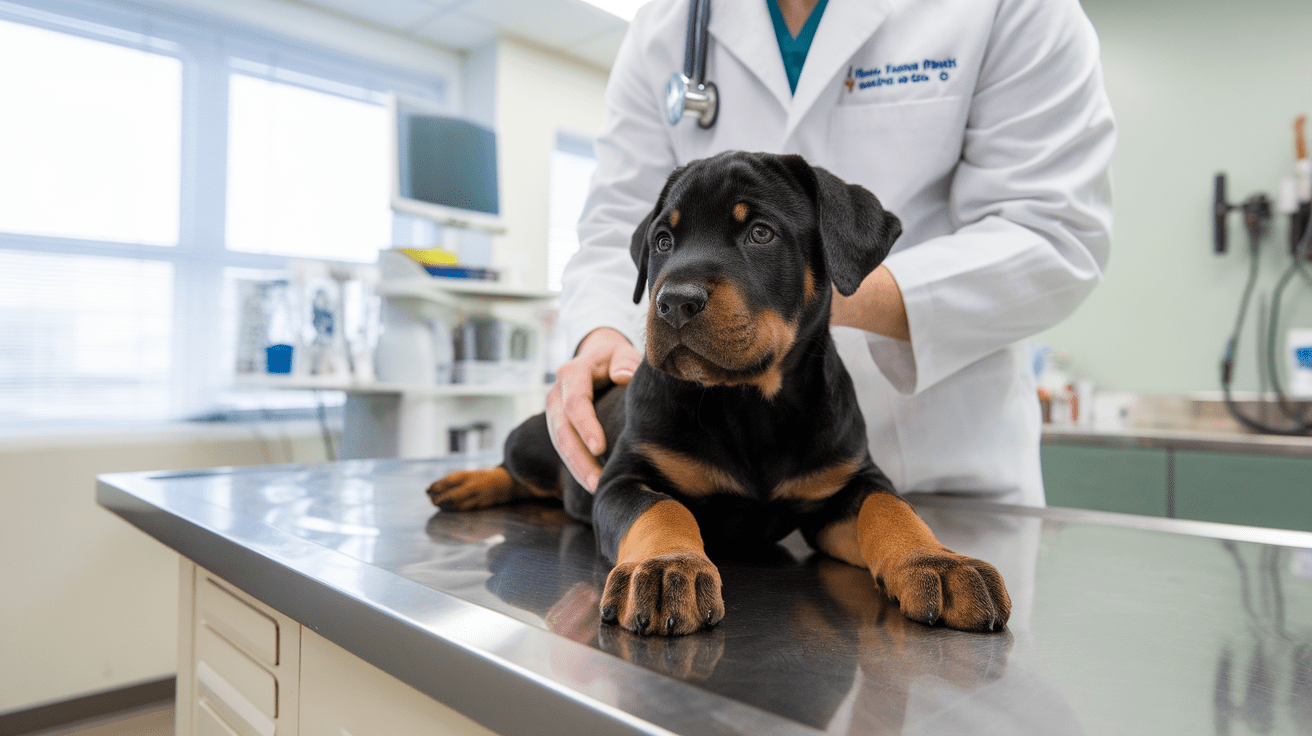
656,282,708,330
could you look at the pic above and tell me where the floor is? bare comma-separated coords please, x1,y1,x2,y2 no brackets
29,703,173,736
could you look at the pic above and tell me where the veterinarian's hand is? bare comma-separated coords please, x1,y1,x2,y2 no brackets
547,327,642,492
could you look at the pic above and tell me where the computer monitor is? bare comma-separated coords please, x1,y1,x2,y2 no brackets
388,93,505,235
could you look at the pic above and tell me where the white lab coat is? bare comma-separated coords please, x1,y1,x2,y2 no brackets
560,0,1115,506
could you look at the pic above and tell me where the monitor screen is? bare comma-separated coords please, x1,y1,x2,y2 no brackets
390,94,503,233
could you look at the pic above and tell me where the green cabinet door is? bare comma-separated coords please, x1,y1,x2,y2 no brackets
1040,444,1169,517
1173,451,1312,532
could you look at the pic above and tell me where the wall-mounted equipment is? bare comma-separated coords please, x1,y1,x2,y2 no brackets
388,93,505,235
1214,158,1312,435
1212,173,1271,255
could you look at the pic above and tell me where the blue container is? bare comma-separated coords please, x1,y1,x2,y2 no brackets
266,344,293,374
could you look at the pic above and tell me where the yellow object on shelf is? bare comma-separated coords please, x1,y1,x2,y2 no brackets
396,248,459,266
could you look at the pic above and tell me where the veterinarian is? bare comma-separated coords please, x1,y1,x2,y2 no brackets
548,0,1115,507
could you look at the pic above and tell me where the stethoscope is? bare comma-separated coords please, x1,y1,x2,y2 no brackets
665,0,719,128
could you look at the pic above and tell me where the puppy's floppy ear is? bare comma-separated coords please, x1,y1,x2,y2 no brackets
629,165,687,304
629,209,655,304
783,156,902,297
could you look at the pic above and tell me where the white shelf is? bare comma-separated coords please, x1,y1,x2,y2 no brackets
234,374,548,398
377,278,558,303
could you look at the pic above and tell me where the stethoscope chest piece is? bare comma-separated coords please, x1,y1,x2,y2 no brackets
667,0,718,129
665,73,718,128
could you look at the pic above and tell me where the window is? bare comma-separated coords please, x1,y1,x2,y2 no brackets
0,18,181,245
0,251,172,424
543,132,598,375
0,1,449,430
545,132,598,292
225,73,391,262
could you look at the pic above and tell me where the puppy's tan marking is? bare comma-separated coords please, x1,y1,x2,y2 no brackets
732,203,749,222
744,307,796,399
773,456,863,502
803,268,817,303
616,498,706,562
693,282,797,371
638,443,748,497
669,209,681,227
816,516,863,566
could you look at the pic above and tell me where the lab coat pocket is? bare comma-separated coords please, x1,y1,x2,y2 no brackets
825,96,967,215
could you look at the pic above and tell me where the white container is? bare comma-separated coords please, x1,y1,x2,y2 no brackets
1074,380,1095,427
374,301,436,385
1092,392,1139,431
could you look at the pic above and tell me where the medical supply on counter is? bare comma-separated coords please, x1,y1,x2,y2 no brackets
291,260,379,379
374,298,439,385
265,344,293,374
380,248,499,281
235,278,295,375
233,262,378,380
1091,391,1138,431
452,314,536,386
1032,346,1083,425
1288,328,1312,398
397,247,458,267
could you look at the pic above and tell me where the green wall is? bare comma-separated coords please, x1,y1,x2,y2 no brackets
1033,0,1312,393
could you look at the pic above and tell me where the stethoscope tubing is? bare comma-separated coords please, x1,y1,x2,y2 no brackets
690,0,710,86
683,0,700,80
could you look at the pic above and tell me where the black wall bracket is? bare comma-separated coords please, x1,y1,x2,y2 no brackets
1214,173,1272,254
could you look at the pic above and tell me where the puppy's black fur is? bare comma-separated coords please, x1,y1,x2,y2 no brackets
429,151,1011,636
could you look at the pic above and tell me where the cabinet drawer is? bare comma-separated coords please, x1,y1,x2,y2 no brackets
199,577,280,667
196,623,278,733
197,700,242,736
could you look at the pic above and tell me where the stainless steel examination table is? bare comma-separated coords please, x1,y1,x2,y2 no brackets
98,456,1312,736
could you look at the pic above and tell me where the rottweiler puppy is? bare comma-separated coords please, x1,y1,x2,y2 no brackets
428,151,1011,636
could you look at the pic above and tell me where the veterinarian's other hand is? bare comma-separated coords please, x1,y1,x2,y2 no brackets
829,265,910,341
547,327,642,492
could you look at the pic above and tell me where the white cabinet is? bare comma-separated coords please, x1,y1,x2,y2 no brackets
176,558,497,736
177,562,299,736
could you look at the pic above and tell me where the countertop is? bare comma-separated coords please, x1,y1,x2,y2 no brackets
98,456,1312,735
1042,424,1312,458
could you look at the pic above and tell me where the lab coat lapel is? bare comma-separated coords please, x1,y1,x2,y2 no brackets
708,0,793,115
785,0,896,139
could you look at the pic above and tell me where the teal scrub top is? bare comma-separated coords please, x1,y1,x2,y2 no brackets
766,0,830,95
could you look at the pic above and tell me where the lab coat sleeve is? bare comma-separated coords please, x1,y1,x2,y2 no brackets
874,0,1116,395
559,5,677,353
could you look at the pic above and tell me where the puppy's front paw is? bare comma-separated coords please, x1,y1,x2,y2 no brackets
600,552,724,636
883,551,1011,632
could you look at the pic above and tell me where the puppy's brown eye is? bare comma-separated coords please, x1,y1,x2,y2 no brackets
750,225,774,244
655,234,673,252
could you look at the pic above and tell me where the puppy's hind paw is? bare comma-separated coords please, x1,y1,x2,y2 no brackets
426,467,517,511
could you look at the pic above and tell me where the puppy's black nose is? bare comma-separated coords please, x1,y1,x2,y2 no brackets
656,283,708,329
